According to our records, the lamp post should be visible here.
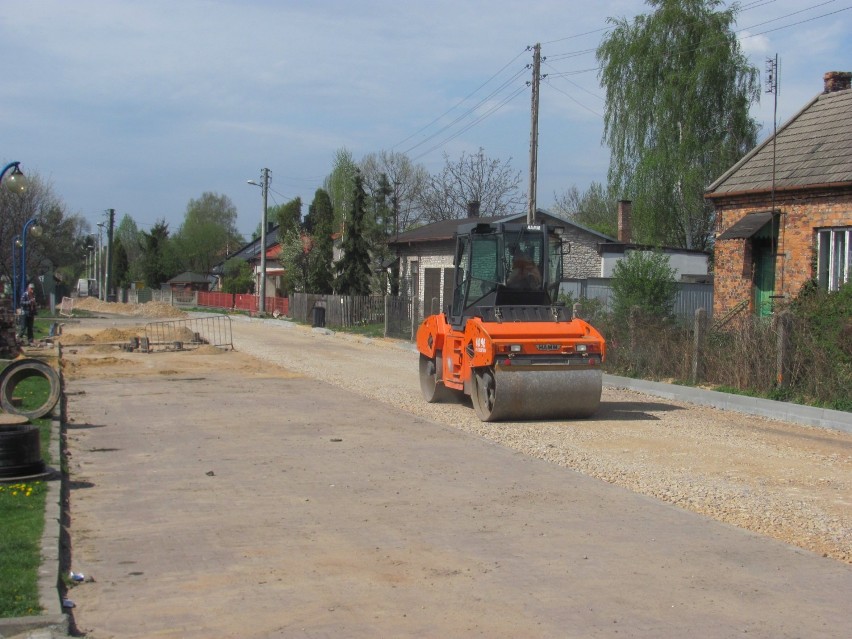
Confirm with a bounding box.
[19,217,41,300]
[247,168,270,314]
[0,161,27,193]
[11,236,20,308]
[2,162,27,303]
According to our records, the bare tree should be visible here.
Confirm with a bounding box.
[0,172,87,294]
[360,150,429,233]
[419,148,525,222]
[552,181,618,238]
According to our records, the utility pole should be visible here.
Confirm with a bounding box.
[105,208,115,301]
[765,54,784,299]
[527,43,542,224]
[259,168,269,314]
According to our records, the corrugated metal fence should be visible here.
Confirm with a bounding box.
[560,278,713,321]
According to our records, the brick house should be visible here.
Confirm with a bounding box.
[706,71,852,318]
[387,204,613,317]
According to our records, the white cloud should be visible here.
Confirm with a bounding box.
[738,30,771,55]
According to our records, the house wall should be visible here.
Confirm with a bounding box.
[712,188,852,317]
[562,227,603,278]
[397,241,455,317]
[600,249,708,278]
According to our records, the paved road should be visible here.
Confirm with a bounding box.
[61,330,851,638]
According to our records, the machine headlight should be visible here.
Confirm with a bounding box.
[575,344,588,353]
[509,344,522,353]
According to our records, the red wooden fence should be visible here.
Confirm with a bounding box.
[197,291,288,316]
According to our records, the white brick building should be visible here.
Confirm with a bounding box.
[389,210,613,318]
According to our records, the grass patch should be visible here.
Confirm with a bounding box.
[339,322,385,339]
[0,359,54,617]
[0,480,48,617]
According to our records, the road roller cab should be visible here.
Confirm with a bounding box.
[416,221,606,421]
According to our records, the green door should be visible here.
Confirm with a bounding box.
[753,239,775,317]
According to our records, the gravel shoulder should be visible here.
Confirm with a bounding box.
[58,311,852,563]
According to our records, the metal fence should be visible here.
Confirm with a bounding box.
[144,314,233,351]
[289,293,418,339]
[559,278,714,321]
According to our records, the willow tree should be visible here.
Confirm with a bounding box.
[597,0,760,250]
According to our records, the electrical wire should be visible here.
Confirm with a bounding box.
[542,78,603,118]
[409,84,529,162]
[391,0,846,163]
[400,66,529,157]
[391,47,529,152]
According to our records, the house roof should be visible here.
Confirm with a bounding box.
[388,210,615,245]
[706,86,852,197]
[167,271,213,284]
[212,225,281,273]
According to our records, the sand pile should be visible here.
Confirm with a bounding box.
[59,327,144,346]
[73,297,187,319]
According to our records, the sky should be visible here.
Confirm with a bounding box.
[2,0,850,241]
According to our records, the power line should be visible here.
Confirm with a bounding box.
[401,66,529,157]
[541,1,849,83]
[543,78,603,119]
[392,0,847,164]
[410,84,529,162]
[391,48,529,152]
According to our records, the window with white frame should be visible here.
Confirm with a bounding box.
[816,227,851,291]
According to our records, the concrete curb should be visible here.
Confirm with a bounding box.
[604,374,852,434]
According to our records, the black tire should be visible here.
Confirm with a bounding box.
[419,351,454,403]
[0,359,61,420]
[0,424,44,479]
[472,367,498,422]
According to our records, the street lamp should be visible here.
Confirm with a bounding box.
[11,236,21,308]
[0,161,27,193]
[19,217,41,301]
[247,168,270,314]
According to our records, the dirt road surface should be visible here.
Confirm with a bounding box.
[59,312,852,637]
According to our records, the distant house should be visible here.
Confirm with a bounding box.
[388,201,711,319]
[166,271,214,293]
[387,204,614,317]
[212,224,282,296]
[706,70,852,318]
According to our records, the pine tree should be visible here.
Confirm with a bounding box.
[335,173,372,296]
[306,189,335,294]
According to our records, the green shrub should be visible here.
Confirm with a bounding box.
[610,250,678,323]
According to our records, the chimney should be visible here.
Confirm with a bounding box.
[823,71,851,93]
[617,200,632,243]
[467,200,481,218]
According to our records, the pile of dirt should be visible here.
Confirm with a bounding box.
[73,297,187,319]
[59,328,144,346]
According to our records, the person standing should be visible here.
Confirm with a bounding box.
[20,283,37,344]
